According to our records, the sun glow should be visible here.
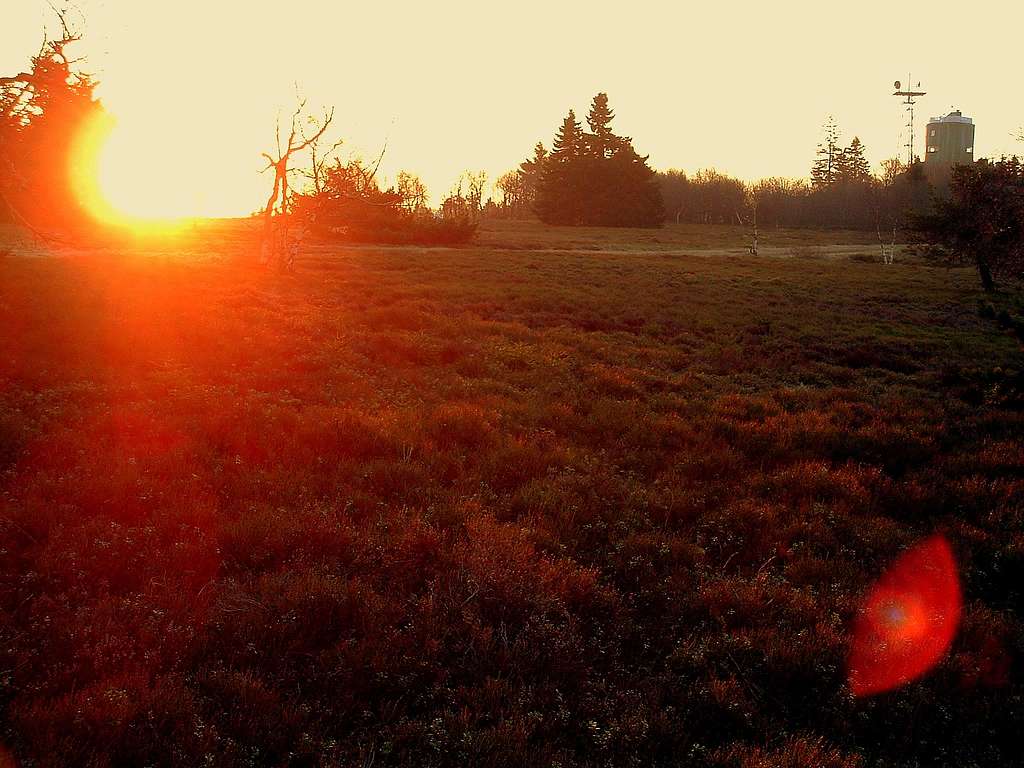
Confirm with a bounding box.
[69,108,194,233]
[68,107,118,225]
[69,100,261,230]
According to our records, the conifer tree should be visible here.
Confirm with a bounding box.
[517,142,548,213]
[520,142,548,174]
[586,92,616,158]
[810,116,841,189]
[551,110,583,159]
[836,136,872,184]
[534,94,662,227]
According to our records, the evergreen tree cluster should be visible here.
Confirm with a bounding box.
[811,117,873,189]
[529,93,664,227]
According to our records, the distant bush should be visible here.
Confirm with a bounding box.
[321,207,477,246]
[292,160,477,245]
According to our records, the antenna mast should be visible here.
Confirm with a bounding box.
[893,75,926,166]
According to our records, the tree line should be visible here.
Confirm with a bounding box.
[253,94,479,267]
[2,13,1021,289]
[495,113,934,233]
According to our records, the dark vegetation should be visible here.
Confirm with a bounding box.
[492,112,934,235]
[654,119,932,232]
[293,159,478,246]
[1,18,1014,288]
[912,157,1024,292]
[657,162,931,232]
[0,13,103,235]
[508,93,664,227]
[1,225,1022,767]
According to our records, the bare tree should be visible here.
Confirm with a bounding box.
[460,170,488,213]
[259,93,333,268]
[879,157,904,188]
[495,170,526,216]
[300,115,344,197]
[396,171,428,213]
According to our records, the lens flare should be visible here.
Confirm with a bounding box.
[848,534,961,697]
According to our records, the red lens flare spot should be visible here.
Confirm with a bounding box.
[848,534,961,697]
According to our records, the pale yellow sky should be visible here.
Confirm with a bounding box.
[4,0,1023,218]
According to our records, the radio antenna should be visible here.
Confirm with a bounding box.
[893,76,926,166]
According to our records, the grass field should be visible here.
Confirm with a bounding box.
[1,220,1022,767]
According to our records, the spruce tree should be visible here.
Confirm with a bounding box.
[551,110,583,159]
[536,111,585,224]
[586,92,615,133]
[837,137,872,184]
[518,142,548,210]
[520,142,548,175]
[810,116,841,189]
[586,92,616,158]
[535,96,663,227]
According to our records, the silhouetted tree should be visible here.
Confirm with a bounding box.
[689,169,747,224]
[514,141,548,217]
[913,157,1024,292]
[551,109,584,158]
[396,171,428,213]
[300,114,344,197]
[836,137,872,185]
[495,170,526,216]
[586,92,615,159]
[535,96,662,227]
[810,116,841,189]
[658,169,690,224]
[0,8,102,234]
[460,170,488,214]
[293,158,476,245]
[879,156,904,187]
[750,177,810,227]
[259,93,334,268]
[535,110,585,224]
[655,130,929,232]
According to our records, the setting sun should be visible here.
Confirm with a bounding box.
[70,108,259,223]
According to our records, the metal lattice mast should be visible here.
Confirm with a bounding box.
[893,76,926,166]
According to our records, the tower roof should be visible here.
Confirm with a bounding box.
[928,111,973,125]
